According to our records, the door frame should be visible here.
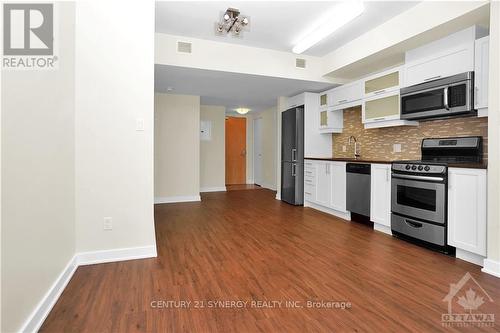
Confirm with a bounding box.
[253,117,263,186]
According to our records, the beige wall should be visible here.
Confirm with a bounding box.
[1,3,75,332]
[254,107,277,190]
[155,93,200,199]
[487,1,500,267]
[200,105,225,191]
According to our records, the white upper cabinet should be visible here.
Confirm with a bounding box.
[319,109,343,133]
[403,26,487,87]
[363,67,402,98]
[447,168,487,256]
[328,81,363,110]
[361,67,418,129]
[370,164,391,228]
[474,36,489,116]
[319,93,328,110]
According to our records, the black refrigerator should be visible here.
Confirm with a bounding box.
[281,106,304,205]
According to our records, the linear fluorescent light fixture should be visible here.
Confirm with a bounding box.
[292,1,365,54]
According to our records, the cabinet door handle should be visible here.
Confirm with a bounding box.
[338,99,348,104]
[373,117,386,121]
[292,164,296,177]
[292,148,297,161]
[386,168,390,182]
[424,75,441,82]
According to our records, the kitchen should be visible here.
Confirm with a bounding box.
[281,25,490,269]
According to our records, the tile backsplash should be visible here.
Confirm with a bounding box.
[332,106,488,161]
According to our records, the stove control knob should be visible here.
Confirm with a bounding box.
[405,165,411,170]
[424,165,430,172]
[418,165,423,171]
[411,165,417,170]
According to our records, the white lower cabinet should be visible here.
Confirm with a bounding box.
[314,161,332,207]
[330,162,347,212]
[370,164,391,231]
[304,160,347,215]
[448,168,487,257]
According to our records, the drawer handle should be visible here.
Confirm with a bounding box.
[338,99,348,104]
[305,192,312,195]
[374,89,386,95]
[305,180,313,183]
[373,117,386,121]
[405,220,423,228]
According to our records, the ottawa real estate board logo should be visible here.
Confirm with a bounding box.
[2,3,58,69]
[442,272,495,328]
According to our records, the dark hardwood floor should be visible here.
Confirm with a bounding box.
[41,189,500,332]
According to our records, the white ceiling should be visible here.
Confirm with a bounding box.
[155,65,336,112]
[155,1,419,56]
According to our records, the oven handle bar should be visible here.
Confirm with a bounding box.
[392,174,445,182]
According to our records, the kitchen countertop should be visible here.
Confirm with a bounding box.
[304,157,487,169]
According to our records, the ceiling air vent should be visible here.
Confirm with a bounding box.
[177,41,192,54]
[295,58,306,69]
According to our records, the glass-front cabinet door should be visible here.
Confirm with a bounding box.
[363,91,400,123]
[363,67,401,98]
[319,93,328,109]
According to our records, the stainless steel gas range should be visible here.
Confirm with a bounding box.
[391,136,483,253]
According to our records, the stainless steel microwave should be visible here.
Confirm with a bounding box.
[400,72,475,121]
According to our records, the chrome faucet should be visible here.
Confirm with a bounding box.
[348,136,360,159]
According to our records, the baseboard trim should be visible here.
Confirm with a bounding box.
[482,258,500,278]
[374,223,392,236]
[200,186,226,193]
[20,255,78,333]
[77,245,158,266]
[20,245,157,332]
[154,195,201,204]
[455,248,485,267]
[258,182,277,191]
[304,201,351,221]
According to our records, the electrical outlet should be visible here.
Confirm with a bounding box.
[103,217,113,231]
[393,143,402,153]
[342,145,347,152]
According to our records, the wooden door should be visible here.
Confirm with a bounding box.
[225,117,246,184]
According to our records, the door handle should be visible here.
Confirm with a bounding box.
[292,148,297,161]
[443,87,449,110]
[405,219,423,228]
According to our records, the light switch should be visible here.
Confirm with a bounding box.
[103,217,113,230]
[393,143,402,153]
[136,118,145,131]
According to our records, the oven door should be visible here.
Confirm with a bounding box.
[391,175,446,224]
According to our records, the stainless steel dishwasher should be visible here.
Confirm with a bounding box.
[346,163,371,217]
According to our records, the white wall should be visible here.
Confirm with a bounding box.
[253,107,277,190]
[74,1,156,251]
[200,105,225,191]
[155,33,330,83]
[485,1,500,276]
[1,3,75,332]
[155,93,200,201]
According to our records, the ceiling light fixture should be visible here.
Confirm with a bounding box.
[235,108,251,115]
[215,8,250,37]
[292,1,365,54]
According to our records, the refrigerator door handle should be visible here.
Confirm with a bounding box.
[292,163,296,177]
[292,148,297,161]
